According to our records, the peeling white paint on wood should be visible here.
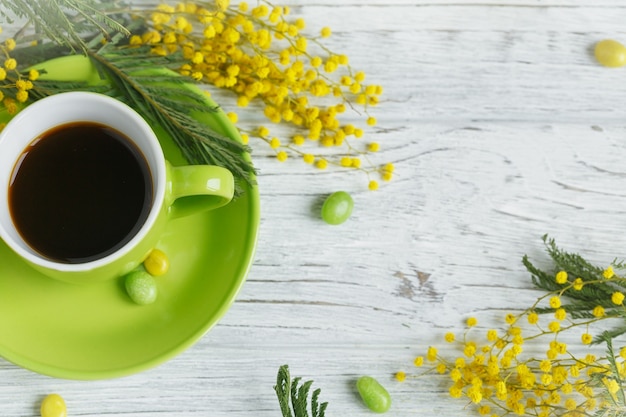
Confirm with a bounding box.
[0,1,625,416]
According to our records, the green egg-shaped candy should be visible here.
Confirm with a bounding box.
[356,376,391,413]
[125,270,157,305]
[321,191,354,225]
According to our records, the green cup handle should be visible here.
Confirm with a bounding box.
[166,161,235,219]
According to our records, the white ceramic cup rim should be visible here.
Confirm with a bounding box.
[0,92,166,272]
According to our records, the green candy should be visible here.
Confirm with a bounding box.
[321,191,353,225]
[125,271,158,305]
[356,376,391,413]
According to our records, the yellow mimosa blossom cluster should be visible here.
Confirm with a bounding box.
[131,0,391,188]
[407,267,626,417]
[0,27,38,117]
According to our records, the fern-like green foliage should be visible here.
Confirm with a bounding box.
[274,365,328,417]
[0,0,129,53]
[89,45,256,192]
[524,235,626,343]
[601,333,626,405]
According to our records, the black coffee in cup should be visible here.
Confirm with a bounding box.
[8,122,153,263]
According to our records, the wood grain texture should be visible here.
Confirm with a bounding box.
[1,1,626,416]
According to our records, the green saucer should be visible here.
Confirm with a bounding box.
[0,56,259,380]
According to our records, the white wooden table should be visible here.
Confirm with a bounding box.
[2,1,626,415]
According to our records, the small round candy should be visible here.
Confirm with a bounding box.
[144,249,170,276]
[41,393,67,417]
[356,376,391,413]
[594,39,626,67]
[321,191,354,225]
[125,270,158,305]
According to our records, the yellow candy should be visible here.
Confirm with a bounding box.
[144,249,170,276]
[41,393,67,417]
[594,39,626,67]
